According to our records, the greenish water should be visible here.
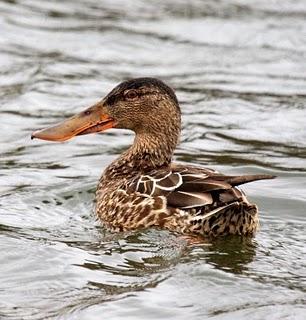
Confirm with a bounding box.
[0,0,305,319]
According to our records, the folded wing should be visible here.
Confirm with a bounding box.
[128,164,275,209]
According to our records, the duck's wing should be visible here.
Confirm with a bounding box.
[128,164,275,209]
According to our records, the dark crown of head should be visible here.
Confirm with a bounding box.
[105,77,179,108]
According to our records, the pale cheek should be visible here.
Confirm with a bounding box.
[116,117,136,130]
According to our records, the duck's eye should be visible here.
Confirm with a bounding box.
[125,90,138,100]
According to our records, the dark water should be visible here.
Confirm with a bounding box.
[1,0,306,319]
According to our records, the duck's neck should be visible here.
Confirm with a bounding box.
[130,132,176,168]
[103,130,179,180]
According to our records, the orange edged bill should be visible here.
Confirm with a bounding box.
[31,101,115,142]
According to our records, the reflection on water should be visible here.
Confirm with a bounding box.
[0,0,306,319]
[203,237,257,274]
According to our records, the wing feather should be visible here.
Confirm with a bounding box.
[167,191,213,209]
[128,163,274,209]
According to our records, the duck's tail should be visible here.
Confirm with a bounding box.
[224,174,276,187]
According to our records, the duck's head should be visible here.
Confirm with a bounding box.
[31,78,181,146]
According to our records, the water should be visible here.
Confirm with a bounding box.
[0,0,306,319]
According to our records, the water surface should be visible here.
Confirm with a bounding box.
[0,0,306,319]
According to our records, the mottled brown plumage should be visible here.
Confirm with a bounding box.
[93,78,275,237]
[32,77,275,237]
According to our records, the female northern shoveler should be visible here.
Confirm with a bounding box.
[32,77,275,237]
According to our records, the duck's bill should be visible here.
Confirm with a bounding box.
[31,102,115,142]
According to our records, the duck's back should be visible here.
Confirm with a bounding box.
[97,162,275,236]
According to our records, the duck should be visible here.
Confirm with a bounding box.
[32,77,275,237]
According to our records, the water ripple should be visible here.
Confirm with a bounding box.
[1,0,306,319]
